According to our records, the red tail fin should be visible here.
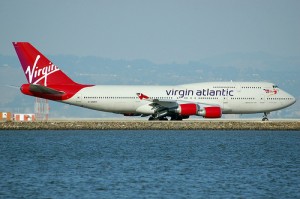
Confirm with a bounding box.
[13,42,77,86]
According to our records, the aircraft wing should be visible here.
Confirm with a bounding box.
[136,92,222,119]
[137,93,178,108]
[136,93,219,108]
[151,99,178,108]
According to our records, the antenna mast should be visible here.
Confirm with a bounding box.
[34,97,49,121]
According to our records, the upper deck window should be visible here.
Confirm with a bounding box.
[273,85,279,88]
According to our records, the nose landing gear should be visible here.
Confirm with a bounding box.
[262,112,269,121]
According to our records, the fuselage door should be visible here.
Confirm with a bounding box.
[260,94,265,103]
[75,93,82,104]
[235,84,241,92]
[223,96,228,104]
[222,96,230,112]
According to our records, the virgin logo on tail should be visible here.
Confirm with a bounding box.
[26,55,60,86]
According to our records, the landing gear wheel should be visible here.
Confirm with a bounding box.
[159,117,168,121]
[148,116,155,121]
[262,112,269,121]
[149,116,168,121]
[170,116,183,121]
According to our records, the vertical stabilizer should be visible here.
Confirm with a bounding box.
[13,42,77,86]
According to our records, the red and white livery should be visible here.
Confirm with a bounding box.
[13,42,296,121]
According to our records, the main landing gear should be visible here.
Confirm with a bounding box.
[148,116,168,121]
[148,115,185,121]
[170,115,183,121]
[262,112,269,121]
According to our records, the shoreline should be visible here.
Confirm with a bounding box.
[1,120,300,130]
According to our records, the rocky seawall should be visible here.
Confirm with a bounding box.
[1,120,300,130]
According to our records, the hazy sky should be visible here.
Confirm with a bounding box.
[1,0,299,63]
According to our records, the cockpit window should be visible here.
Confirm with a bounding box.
[273,85,279,88]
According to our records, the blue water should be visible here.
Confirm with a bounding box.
[0,130,299,198]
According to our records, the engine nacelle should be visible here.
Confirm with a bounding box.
[198,107,222,118]
[175,103,199,116]
[175,104,222,118]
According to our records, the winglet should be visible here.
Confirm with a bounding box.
[136,93,149,100]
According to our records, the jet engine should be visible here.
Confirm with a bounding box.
[175,104,222,118]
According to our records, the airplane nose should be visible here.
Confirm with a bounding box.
[291,96,296,105]
[287,93,297,106]
[283,90,296,107]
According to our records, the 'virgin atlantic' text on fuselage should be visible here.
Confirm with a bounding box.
[166,88,234,98]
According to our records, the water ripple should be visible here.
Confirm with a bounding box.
[0,130,299,198]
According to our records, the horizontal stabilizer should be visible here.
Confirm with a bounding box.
[29,84,65,95]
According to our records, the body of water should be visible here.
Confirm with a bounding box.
[0,130,299,198]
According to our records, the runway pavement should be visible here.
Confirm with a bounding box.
[1,120,300,130]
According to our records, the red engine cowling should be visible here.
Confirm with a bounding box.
[200,107,222,118]
[176,104,222,118]
[176,104,199,116]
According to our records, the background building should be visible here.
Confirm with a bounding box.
[0,112,12,121]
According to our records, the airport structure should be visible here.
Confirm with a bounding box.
[0,112,36,122]
[13,113,35,122]
[0,112,12,121]
[34,97,49,121]
[0,97,49,122]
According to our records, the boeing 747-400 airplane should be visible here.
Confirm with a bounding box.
[13,42,296,121]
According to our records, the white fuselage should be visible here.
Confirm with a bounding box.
[13,42,296,119]
[65,82,296,115]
